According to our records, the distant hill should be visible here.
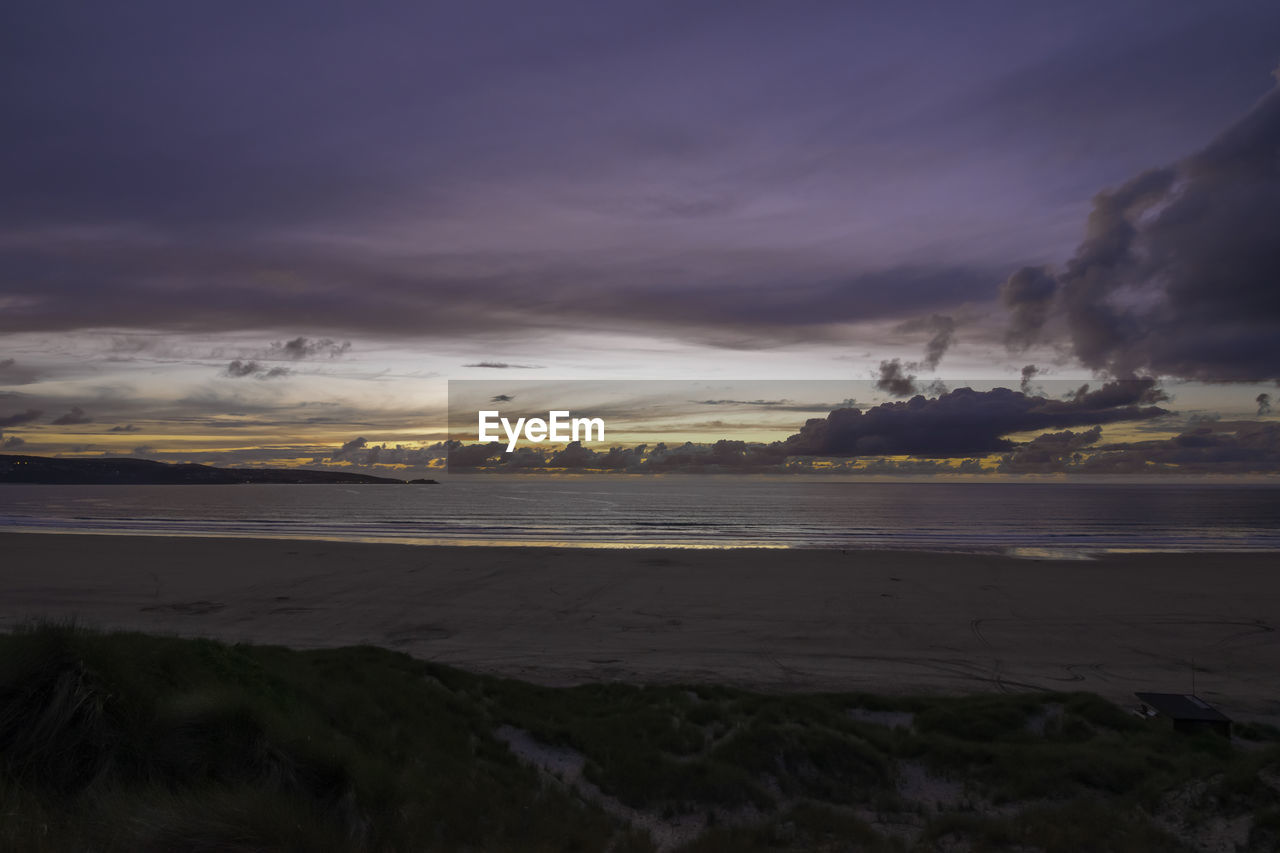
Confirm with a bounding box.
[0,454,429,485]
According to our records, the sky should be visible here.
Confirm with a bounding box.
[1,1,1278,476]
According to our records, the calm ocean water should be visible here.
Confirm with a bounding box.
[1,479,1279,553]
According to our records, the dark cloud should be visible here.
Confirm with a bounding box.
[1258,393,1272,416]
[0,408,42,427]
[0,0,1025,346]
[897,314,956,371]
[1000,267,1058,351]
[0,235,1003,348]
[2,434,24,448]
[997,426,1102,473]
[51,406,91,425]
[1019,364,1039,393]
[548,441,598,469]
[922,317,955,371]
[224,360,259,378]
[109,424,141,432]
[783,382,1168,458]
[1096,421,1280,474]
[875,360,917,397]
[0,358,40,385]
[272,337,350,360]
[224,360,291,380]
[1069,379,1167,408]
[1003,80,1280,381]
[464,362,541,369]
[502,446,553,469]
[645,439,786,472]
[443,381,1177,471]
[2,2,1278,380]
[693,399,855,413]
[591,444,648,470]
[446,441,504,470]
[1004,421,1280,475]
[436,415,1280,475]
[331,436,368,460]
[449,438,789,473]
[324,436,449,468]
[489,394,514,403]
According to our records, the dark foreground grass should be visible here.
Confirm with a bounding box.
[1,625,1278,852]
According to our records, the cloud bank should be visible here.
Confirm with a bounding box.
[1002,80,1280,381]
[444,382,1180,472]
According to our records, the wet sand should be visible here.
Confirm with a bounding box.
[3,532,1278,717]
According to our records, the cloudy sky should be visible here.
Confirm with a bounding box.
[1,1,1277,474]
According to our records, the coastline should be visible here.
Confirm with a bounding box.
[4,531,1279,717]
[5,521,1280,556]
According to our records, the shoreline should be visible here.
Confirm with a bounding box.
[4,525,1279,556]
[4,532,1279,718]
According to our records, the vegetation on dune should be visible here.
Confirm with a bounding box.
[0,626,632,852]
[1,625,1278,851]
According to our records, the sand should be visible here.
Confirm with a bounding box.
[2,532,1278,718]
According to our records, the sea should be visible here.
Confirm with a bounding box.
[1,479,1279,554]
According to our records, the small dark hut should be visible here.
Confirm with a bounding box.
[1135,692,1232,737]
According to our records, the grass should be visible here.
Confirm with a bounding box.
[1,624,1278,851]
[0,625,631,852]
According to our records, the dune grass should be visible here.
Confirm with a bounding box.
[1,624,1278,851]
[0,625,636,852]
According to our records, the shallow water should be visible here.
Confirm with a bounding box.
[2,479,1279,553]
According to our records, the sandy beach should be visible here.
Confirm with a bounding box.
[3,532,1278,718]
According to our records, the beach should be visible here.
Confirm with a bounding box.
[3,532,1278,718]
